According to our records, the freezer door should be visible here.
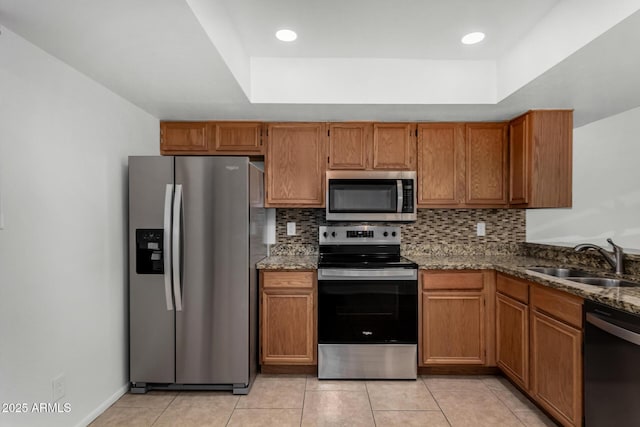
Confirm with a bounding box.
[175,157,250,384]
[129,156,175,384]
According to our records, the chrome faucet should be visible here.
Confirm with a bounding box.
[574,238,625,275]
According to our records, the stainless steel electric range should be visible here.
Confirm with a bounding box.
[317,225,418,380]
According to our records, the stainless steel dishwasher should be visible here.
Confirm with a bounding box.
[584,300,640,426]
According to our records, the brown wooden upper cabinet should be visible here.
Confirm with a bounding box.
[372,123,416,170]
[327,122,416,170]
[160,121,209,153]
[509,110,573,208]
[417,122,508,207]
[327,122,371,170]
[160,121,264,155]
[265,123,326,207]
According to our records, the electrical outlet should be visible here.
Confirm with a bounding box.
[476,222,486,237]
[52,374,65,402]
[286,222,296,236]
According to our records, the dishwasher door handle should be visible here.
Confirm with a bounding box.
[586,312,640,346]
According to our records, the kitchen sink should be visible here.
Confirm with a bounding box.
[567,277,640,287]
[526,267,592,277]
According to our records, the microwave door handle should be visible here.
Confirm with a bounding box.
[163,184,174,311]
[396,180,403,213]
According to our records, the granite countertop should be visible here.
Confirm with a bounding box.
[407,254,640,315]
[256,255,318,270]
[258,254,640,315]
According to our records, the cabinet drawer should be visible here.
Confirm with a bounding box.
[262,271,315,289]
[531,285,583,329]
[422,271,484,290]
[497,273,529,303]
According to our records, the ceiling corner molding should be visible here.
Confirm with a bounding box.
[185,0,252,99]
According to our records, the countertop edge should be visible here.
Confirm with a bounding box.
[256,255,640,315]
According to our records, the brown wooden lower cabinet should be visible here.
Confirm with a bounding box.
[496,273,583,427]
[420,270,495,367]
[496,273,530,390]
[260,271,317,365]
[496,293,529,389]
[530,305,583,427]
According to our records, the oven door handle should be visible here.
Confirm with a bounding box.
[318,268,417,280]
[586,313,640,346]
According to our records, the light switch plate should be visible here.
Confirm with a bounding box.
[287,222,296,236]
[476,222,486,236]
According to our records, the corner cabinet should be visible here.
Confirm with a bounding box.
[265,123,326,207]
[420,270,496,366]
[160,121,264,155]
[260,271,317,365]
[417,123,508,207]
[496,273,583,427]
[509,110,573,207]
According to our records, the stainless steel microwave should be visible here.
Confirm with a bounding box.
[326,171,417,222]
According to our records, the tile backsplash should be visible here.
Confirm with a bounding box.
[271,208,526,256]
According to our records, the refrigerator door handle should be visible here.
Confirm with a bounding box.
[163,184,174,311]
[172,184,184,311]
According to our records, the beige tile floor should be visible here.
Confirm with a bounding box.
[90,375,557,426]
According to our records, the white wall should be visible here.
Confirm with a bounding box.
[0,27,158,427]
[527,106,640,251]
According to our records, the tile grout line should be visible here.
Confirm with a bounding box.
[364,381,377,426]
[419,376,455,427]
[149,392,179,427]
[299,375,308,427]
[483,380,528,427]
[224,390,242,427]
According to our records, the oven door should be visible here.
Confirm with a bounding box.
[318,268,418,344]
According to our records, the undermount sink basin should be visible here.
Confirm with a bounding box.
[526,267,592,278]
[567,277,640,288]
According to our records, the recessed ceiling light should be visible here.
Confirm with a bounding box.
[275,29,297,42]
[461,32,485,45]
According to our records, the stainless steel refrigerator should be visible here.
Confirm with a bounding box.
[128,156,266,395]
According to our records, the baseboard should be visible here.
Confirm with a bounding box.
[260,365,317,375]
[418,366,500,375]
[75,383,128,427]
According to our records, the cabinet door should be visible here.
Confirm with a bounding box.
[422,292,485,365]
[160,122,208,153]
[496,293,529,389]
[211,122,263,154]
[261,289,315,364]
[265,123,326,207]
[372,123,416,170]
[417,123,464,206]
[531,310,582,427]
[328,123,371,170]
[465,123,508,205]
[509,115,529,205]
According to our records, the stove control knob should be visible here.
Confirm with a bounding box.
[323,232,327,238]
[392,232,397,237]
[331,232,336,237]
[383,232,388,237]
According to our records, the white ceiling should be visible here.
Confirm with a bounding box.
[1,0,640,127]
[222,0,559,59]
